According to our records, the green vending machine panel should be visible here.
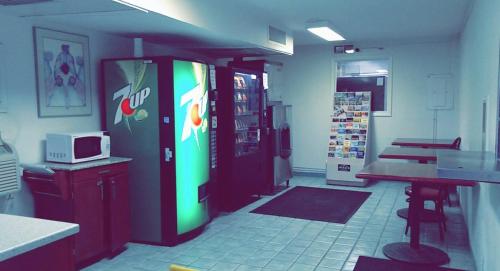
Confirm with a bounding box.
[103,59,162,243]
[173,60,210,235]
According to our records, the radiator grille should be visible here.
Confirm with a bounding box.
[0,159,19,195]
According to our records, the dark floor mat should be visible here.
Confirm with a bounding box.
[354,256,465,271]
[250,186,371,223]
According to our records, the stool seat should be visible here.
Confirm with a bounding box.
[404,186,442,200]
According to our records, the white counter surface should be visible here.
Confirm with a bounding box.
[42,156,132,171]
[437,150,500,184]
[0,214,79,262]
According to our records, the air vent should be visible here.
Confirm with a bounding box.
[268,25,287,46]
[0,137,20,196]
[0,159,19,195]
[0,0,52,6]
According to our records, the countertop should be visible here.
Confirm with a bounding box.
[42,156,132,171]
[436,150,500,184]
[356,161,476,186]
[0,214,79,261]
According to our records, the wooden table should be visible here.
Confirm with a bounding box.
[392,138,456,149]
[379,147,438,163]
[378,147,460,221]
[356,161,475,265]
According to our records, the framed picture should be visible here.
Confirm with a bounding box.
[34,27,92,117]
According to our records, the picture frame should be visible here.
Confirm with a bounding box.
[34,27,92,117]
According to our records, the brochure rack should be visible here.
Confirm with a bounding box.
[326,92,371,186]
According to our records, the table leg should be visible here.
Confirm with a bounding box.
[383,183,450,265]
[409,183,422,248]
[397,164,443,223]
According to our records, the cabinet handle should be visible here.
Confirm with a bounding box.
[111,180,116,200]
[97,180,104,200]
[98,169,111,175]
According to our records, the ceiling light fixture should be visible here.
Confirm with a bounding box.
[113,0,149,13]
[306,21,345,42]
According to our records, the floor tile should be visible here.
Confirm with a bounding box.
[84,178,475,271]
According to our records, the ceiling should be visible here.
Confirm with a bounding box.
[0,0,473,57]
[237,0,473,45]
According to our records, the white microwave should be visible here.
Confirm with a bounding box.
[46,132,110,163]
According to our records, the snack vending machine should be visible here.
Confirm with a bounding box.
[102,57,212,245]
[216,66,266,211]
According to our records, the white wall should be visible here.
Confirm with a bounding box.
[142,41,215,62]
[457,0,500,270]
[269,41,460,173]
[0,14,135,216]
[267,45,333,173]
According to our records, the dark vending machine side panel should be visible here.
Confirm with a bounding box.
[214,67,232,211]
[208,64,218,218]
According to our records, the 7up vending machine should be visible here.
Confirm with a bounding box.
[102,57,212,245]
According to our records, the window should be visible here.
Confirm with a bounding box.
[335,58,392,116]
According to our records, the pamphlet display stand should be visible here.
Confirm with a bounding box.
[326,92,371,187]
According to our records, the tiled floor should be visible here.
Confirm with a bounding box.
[83,176,475,271]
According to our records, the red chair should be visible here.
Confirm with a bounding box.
[404,137,461,241]
[404,186,447,240]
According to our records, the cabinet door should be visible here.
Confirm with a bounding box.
[73,178,106,262]
[106,172,131,253]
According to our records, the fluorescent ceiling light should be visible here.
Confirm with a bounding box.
[113,0,149,13]
[306,21,345,42]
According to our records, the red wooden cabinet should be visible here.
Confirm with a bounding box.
[24,160,131,265]
[73,177,106,262]
[105,172,131,254]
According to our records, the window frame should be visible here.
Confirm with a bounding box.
[332,55,393,117]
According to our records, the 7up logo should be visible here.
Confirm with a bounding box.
[113,84,151,125]
[180,84,208,148]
